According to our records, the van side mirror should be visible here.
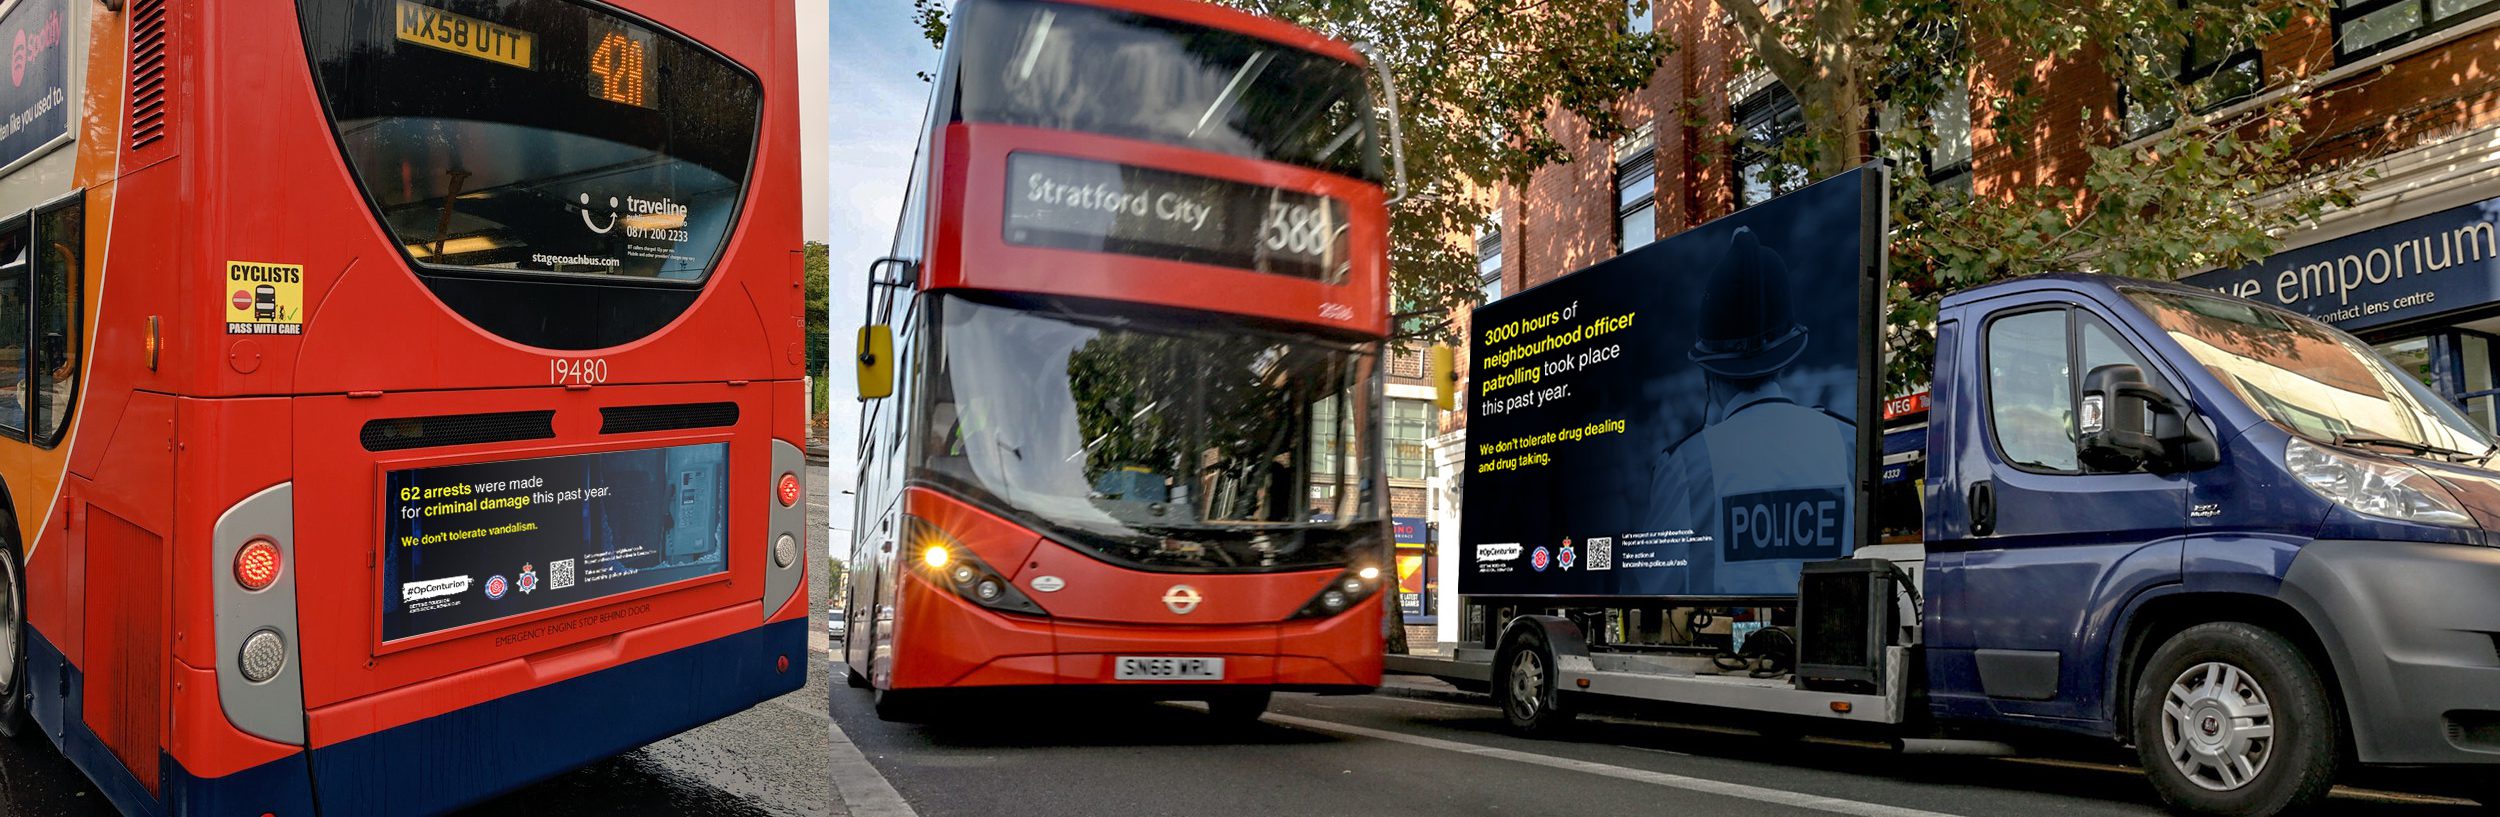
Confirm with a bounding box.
[856,325,895,400]
[1429,344,1456,411]
[2079,364,2164,472]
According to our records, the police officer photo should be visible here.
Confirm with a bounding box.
[1643,226,1856,596]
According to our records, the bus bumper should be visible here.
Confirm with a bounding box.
[891,579,1381,692]
[2281,540,2500,765]
[157,617,806,817]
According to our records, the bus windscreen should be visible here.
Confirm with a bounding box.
[955,0,1381,184]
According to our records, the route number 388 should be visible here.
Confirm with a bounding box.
[551,357,610,386]
[1260,202,1336,257]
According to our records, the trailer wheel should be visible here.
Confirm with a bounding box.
[2131,622,2339,817]
[1494,627,1574,735]
[0,534,25,740]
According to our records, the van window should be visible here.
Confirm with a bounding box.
[1986,310,2078,472]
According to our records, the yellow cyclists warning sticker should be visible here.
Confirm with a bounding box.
[394,1,537,70]
[225,262,304,336]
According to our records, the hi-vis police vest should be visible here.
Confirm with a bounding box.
[1649,394,1855,596]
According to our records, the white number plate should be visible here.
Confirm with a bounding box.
[1113,656,1225,681]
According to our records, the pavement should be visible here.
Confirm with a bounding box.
[826,671,2486,817]
[0,462,840,817]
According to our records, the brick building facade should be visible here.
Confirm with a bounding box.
[1425,1,2500,645]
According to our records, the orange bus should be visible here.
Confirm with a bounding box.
[846,0,1404,722]
[0,1,810,814]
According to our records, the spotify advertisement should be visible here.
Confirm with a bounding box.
[381,443,731,641]
[1459,166,1884,599]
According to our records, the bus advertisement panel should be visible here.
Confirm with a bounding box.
[381,443,733,642]
[1459,165,1886,599]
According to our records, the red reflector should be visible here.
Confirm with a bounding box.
[777,473,802,507]
[235,539,282,591]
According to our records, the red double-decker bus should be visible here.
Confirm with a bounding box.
[845,0,1403,722]
[0,1,809,814]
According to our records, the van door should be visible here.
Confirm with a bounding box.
[1929,299,2188,725]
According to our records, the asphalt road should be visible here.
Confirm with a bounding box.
[0,462,839,817]
[827,681,2486,817]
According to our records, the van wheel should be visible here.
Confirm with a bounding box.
[0,536,26,740]
[1494,627,1574,736]
[1206,690,1271,724]
[2131,622,2339,817]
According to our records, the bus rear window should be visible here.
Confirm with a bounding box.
[298,0,761,283]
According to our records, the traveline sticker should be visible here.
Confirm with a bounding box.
[224,261,304,335]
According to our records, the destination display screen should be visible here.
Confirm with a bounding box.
[380,443,730,642]
[1003,152,1351,283]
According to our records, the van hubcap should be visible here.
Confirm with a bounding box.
[2161,661,2275,791]
[1508,650,1545,720]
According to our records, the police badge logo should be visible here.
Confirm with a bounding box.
[518,563,539,595]
[1530,546,1551,572]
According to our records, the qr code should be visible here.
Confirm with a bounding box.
[550,558,576,590]
[1586,537,1613,571]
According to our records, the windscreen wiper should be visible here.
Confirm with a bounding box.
[2334,433,2476,461]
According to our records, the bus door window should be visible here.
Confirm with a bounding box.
[0,220,29,437]
[32,196,80,446]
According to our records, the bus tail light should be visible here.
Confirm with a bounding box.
[1291,564,1385,620]
[904,516,1047,617]
[234,538,283,591]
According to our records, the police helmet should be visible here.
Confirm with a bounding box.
[1688,227,1808,379]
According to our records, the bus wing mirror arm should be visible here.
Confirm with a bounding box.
[1355,43,1408,208]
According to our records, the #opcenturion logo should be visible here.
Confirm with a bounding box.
[1475,543,1522,564]
[400,576,472,603]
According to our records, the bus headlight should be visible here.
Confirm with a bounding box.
[904,516,1048,616]
[239,629,287,684]
[1292,565,1384,620]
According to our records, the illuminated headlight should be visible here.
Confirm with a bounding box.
[903,516,1048,616]
[239,629,287,684]
[2287,438,2473,527]
[774,533,798,568]
[1292,565,1384,619]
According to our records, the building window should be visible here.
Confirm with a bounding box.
[1388,398,1437,480]
[1881,71,1973,190]
[1733,84,1804,209]
[2337,0,2500,62]
[1615,125,1657,253]
[1627,0,1653,34]
[1476,217,1503,302]
[2119,29,2260,139]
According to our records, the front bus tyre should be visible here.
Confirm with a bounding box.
[1494,627,1574,736]
[1206,690,1271,724]
[2131,622,2340,817]
[0,534,27,740]
[873,687,930,723]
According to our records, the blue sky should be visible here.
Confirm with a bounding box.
[825,1,942,537]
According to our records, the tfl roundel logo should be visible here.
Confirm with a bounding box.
[484,575,510,601]
[1530,546,1551,572]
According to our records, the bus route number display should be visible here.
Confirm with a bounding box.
[394,1,536,70]
[1004,152,1350,283]
[380,443,730,642]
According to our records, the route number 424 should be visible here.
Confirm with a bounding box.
[551,357,610,386]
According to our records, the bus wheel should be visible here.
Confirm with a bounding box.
[0,535,26,740]
[2131,622,2339,817]
[1205,690,1270,724]
[873,687,929,723]
[1494,627,1573,736]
